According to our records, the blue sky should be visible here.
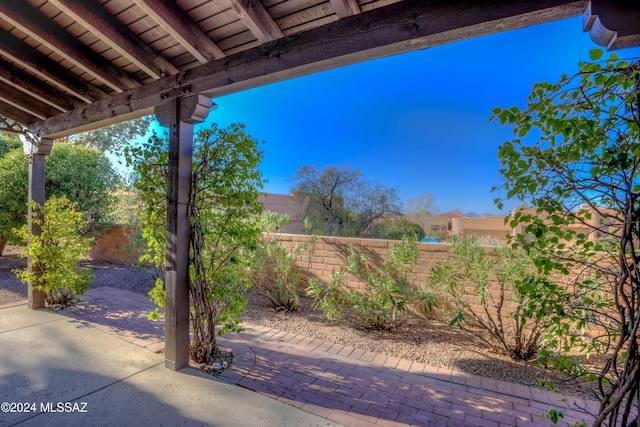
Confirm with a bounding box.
[182,16,640,216]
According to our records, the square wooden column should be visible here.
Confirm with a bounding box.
[25,137,53,310]
[155,94,212,370]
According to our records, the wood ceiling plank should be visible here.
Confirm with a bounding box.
[0,58,82,111]
[0,80,63,120]
[0,0,139,92]
[216,30,261,54]
[0,100,40,126]
[276,2,335,32]
[29,0,587,138]
[330,0,361,18]
[49,0,180,79]
[0,32,107,103]
[268,0,326,20]
[228,0,284,43]
[131,0,226,62]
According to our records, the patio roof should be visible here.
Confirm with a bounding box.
[3,0,635,139]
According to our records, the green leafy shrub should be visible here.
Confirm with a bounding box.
[14,196,94,306]
[428,235,575,361]
[126,123,264,364]
[0,142,119,256]
[368,218,426,241]
[248,213,301,312]
[492,49,640,426]
[307,239,435,330]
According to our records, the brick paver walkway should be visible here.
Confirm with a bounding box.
[64,287,600,427]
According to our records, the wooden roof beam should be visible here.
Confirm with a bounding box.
[131,0,225,63]
[0,100,39,126]
[0,58,82,112]
[48,0,179,80]
[330,0,361,18]
[0,34,107,103]
[229,0,284,43]
[0,0,138,92]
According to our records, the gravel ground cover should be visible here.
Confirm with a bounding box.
[0,251,600,400]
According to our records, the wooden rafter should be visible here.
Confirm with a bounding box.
[0,0,138,92]
[48,0,179,80]
[130,0,225,63]
[0,80,63,121]
[0,58,81,112]
[0,100,39,126]
[330,0,361,18]
[228,0,284,43]
[0,32,107,103]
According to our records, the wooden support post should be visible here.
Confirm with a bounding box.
[25,137,52,310]
[155,94,212,371]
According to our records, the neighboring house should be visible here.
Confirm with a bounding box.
[258,193,308,233]
[450,214,511,242]
[422,210,468,237]
[447,206,620,244]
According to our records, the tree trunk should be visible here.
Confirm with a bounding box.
[0,238,6,257]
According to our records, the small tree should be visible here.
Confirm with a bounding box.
[405,192,437,233]
[291,163,401,237]
[14,196,94,306]
[492,50,640,426]
[127,123,264,364]
[0,143,119,255]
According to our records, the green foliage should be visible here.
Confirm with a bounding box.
[307,239,435,330]
[0,133,20,158]
[46,143,120,234]
[0,143,119,254]
[368,218,426,240]
[428,236,579,362]
[126,123,264,364]
[492,49,640,426]
[67,116,152,154]
[14,196,93,306]
[248,213,301,312]
[0,149,29,250]
[541,409,564,424]
[307,272,346,322]
[109,187,142,226]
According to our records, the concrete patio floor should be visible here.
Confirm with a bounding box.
[1,287,601,427]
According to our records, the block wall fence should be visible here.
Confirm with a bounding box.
[89,226,498,318]
[90,224,143,265]
[273,233,452,290]
[89,226,455,287]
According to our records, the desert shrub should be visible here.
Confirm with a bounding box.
[307,239,435,330]
[14,196,94,306]
[368,218,426,241]
[248,213,305,312]
[428,235,574,361]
